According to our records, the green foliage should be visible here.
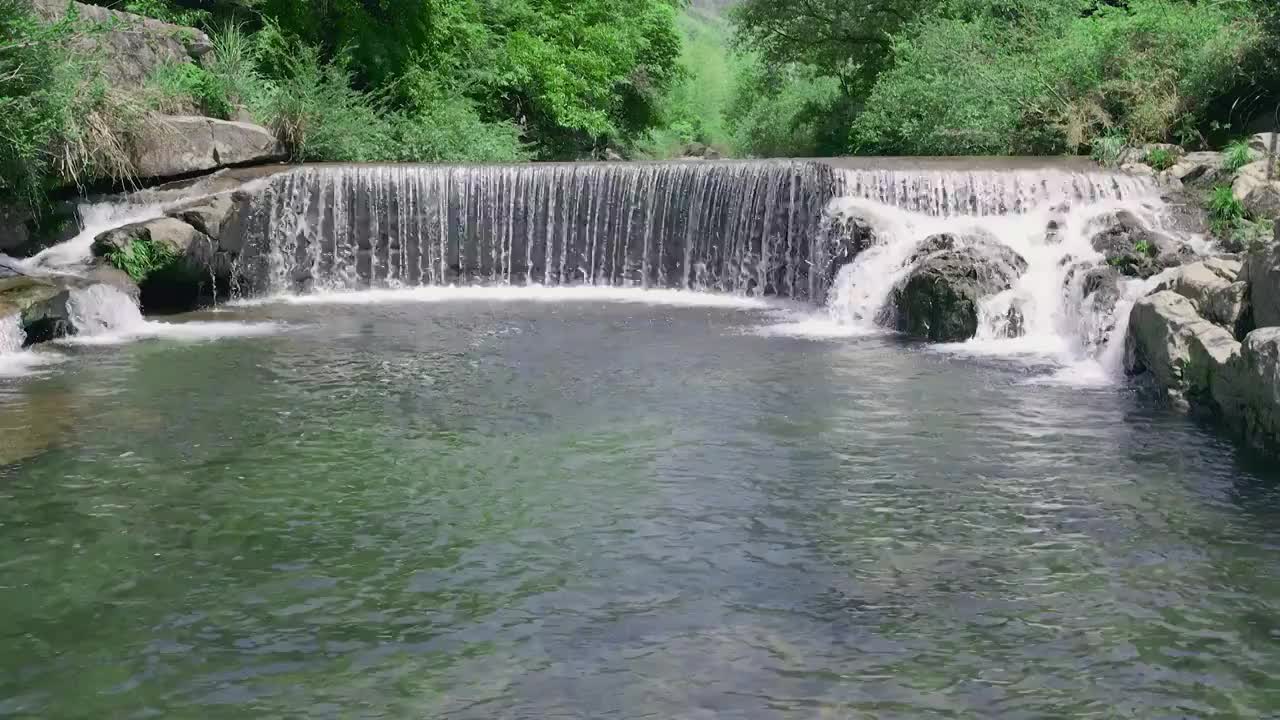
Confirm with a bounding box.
[1208,184,1246,236]
[1224,139,1254,174]
[245,0,684,159]
[846,0,1264,155]
[122,0,211,27]
[1,0,147,209]
[1133,239,1153,256]
[1145,147,1175,171]
[724,60,842,158]
[146,62,234,119]
[637,11,741,158]
[1090,135,1129,167]
[105,238,180,284]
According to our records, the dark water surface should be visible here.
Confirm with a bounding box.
[2,297,1279,718]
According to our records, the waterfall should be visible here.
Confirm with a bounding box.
[236,162,837,300]
[66,285,147,336]
[0,313,24,354]
[821,167,1191,374]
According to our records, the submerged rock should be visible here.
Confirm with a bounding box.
[1089,210,1193,278]
[890,238,1028,342]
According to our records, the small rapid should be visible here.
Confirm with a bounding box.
[810,167,1199,381]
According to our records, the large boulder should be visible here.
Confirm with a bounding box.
[1154,260,1251,338]
[1244,240,1280,328]
[30,0,212,90]
[1168,151,1226,188]
[92,217,219,311]
[1089,210,1193,278]
[133,116,285,180]
[1249,133,1279,157]
[890,238,1028,342]
[1125,291,1241,406]
[1221,328,1280,452]
[1231,160,1280,222]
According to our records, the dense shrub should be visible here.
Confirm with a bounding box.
[1,0,148,208]
[850,0,1264,155]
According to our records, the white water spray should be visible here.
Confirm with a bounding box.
[66,284,148,336]
[0,313,24,354]
[813,168,1199,380]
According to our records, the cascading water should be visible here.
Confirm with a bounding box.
[66,284,148,336]
[821,167,1201,376]
[237,162,837,300]
[0,313,24,354]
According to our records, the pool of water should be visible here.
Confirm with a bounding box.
[2,293,1279,718]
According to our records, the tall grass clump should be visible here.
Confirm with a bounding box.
[1208,184,1246,235]
[1224,139,1254,173]
[249,22,395,162]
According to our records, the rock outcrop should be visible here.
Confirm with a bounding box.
[1231,160,1280,220]
[1244,241,1280,328]
[90,193,250,311]
[133,116,285,181]
[1153,259,1251,338]
[1168,151,1226,188]
[1125,228,1280,453]
[1089,210,1193,278]
[31,0,212,90]
[890,236,1028,342]
[1125,291,1240,405]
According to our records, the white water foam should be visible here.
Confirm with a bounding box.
[233,285,777,310]
[0,313,66,378]
[764,168,1202,385]
[22,201,169,270]
[60,284,280,346]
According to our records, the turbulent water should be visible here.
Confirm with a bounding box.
[2,294,1279,718]
[813,168,1193,377]
[239,162,836,300]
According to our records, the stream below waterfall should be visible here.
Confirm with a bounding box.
[2,161,1278,718]
[2,292,1279,718]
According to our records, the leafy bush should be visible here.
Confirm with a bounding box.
[248,22,396,162]
[1208,184,1246,236]
[724,60,842,158]
[850,0,1264,155]
[1224,139,1254,174]
[392,65,528,163]
[122,0,210,28]
[1145,147,1175,171]
[1090,135,1129,167]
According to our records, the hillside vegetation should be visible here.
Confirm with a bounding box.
[729,0,1280,157]
[4,0,1280,213]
